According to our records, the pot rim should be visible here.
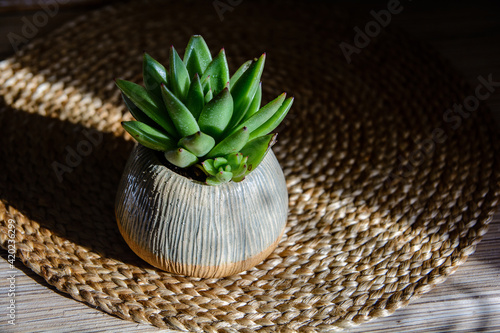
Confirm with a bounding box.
[134,143,278,188]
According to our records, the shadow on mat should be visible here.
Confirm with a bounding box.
[0,99,152,268]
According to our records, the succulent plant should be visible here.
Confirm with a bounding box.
[116,35,293,185]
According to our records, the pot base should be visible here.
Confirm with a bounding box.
[118,222,285,278]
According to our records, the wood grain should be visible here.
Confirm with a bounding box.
[0,1,499,332]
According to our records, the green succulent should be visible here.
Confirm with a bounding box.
[117,35,293,185]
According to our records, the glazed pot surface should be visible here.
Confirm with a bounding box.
[115,145,288,278]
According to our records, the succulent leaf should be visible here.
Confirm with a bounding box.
[165,148,198,168]
[240,133,277,173]
[178,131,216,157]
[205,165,234,185]
[216,170,233,183]
[204,89,213,103]
[184,50,202,80]
[202,153,248,184]
[229,53,266,129]
[185,74,205,119]
[206,127,250,159]
[143,53,167,98]
[232,174,246,183]
[226,152,244,170]
[249,96,294,140]
[169,46,191,102]
[119,35,292,185]
[206,174,228,186]
[230,60,252,87]
[240,82,262,122]
[161,84,200,137]
[230,154,248,179]
[213,157,228,169]
[122,121,177,151]
[202,75,211,95]
[229,93,286,136]
[201,49,230,96]
[232,161,248,182]
[183,35,212,77]
[201,159,217,176]
[234,158,248,175]
[205,177,220,186]
[121,93,161,130]
[198,87,233,139]
[116,79,178,137]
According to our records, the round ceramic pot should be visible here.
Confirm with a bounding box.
[115,145,288,278]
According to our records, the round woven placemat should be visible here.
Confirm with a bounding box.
[1,1,499,331]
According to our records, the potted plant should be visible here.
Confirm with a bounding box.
[115,35,293,278]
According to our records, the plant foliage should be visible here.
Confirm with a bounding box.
[117,35,293,185]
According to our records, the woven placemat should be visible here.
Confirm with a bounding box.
[1,1,499,331]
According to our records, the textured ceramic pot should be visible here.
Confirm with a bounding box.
[115,145,288,278]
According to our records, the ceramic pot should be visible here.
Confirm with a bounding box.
[115,145,288,278]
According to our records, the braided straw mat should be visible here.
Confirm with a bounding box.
[1,1,499,332]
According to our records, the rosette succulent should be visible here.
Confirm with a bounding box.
[116,35,293,185]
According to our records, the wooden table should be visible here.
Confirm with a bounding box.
[1,1,499,332]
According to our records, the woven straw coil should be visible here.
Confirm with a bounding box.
[0,1,499,331]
